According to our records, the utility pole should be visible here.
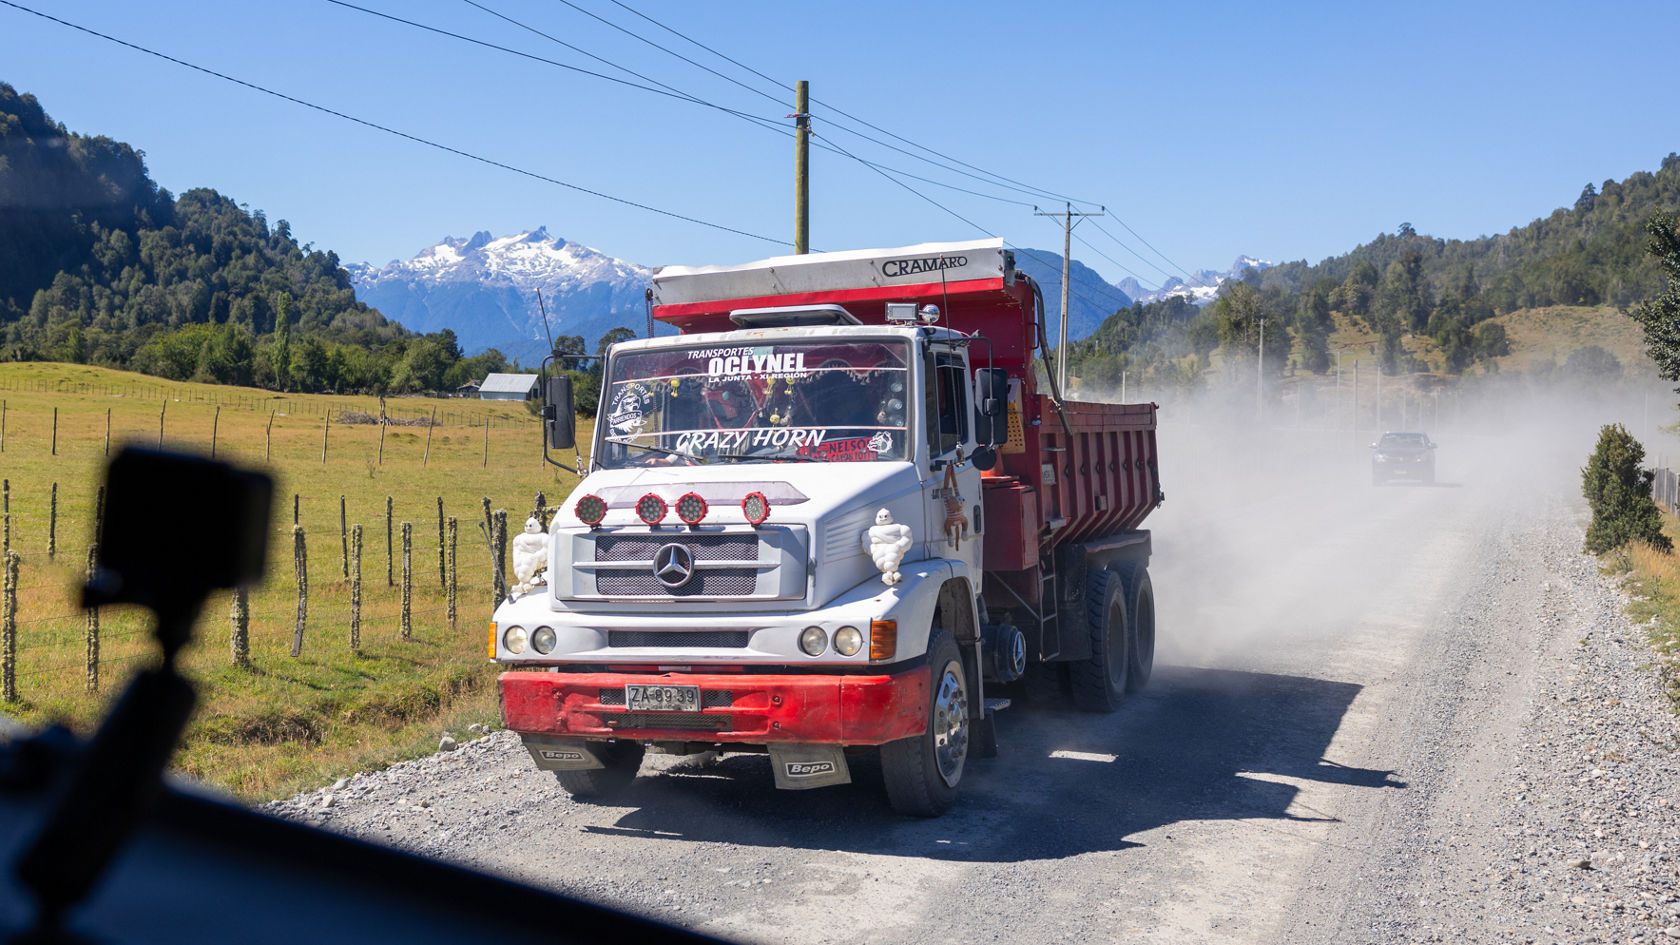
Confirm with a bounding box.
[794,81,810,254]
[1034,203,1103,393]
[1256,318,1267,422]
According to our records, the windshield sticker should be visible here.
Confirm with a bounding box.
[673,428,829,453]
[706,350,811,381]
[797,436,879,463]
[868,431,893,453]
[607,384,647,436]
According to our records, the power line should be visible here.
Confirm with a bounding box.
[1071,232,1157,290]
[586,0,1106,208]
[1091,216,1194,284]
[0,0,790,247]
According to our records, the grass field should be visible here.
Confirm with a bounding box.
[0,362,591,799]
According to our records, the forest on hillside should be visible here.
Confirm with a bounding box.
[0,83,509,394]
[1063,153,1680,396]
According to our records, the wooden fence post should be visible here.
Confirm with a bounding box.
[401,522,413,642]
[293,493,299,526]
[436,497,446,591]
[447,516,458,628]
[266,409,275,462]
[105,407,111,456]
[2,479,8,559]
[211,405,220,459]
[49,482,57,561]
[423,406,437,466]
[483,416,490,467]
[291,525,307,657]
[230,586,250,669]
[52,406,58,456]
[3,550,18,703]
[158,401,166,448]
[385,496,394,587]
[350,524,362,653]
[1,399,6,452]
[86,544,100,692]
[321,414,330,464]
[378,399,387,466]
[339,495,349,581]
[535,491,548,529]
[492,509,508,609]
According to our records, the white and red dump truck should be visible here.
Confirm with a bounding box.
[491,238,1162,815]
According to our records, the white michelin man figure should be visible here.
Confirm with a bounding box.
[863,508,913,585]
[511,517,549,594]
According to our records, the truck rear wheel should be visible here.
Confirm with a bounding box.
[1123,565,1155,693]
[1071,569,1129,712]
[881,625,968,817]
[553,741,645,801]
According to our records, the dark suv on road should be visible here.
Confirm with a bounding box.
[1371,431,1436,485]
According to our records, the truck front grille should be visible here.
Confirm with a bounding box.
[596,534,757,561]
[597,570,758,597]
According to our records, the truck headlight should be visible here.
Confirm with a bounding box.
[531,626,557,654]
[834,626,863,656]
[799,626,828,656]
[503,625,527,655]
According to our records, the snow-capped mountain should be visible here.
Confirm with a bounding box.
[1121,255,1275,307]
[347,228,652,363]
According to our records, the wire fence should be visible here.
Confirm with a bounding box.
[0,377,535,428]
[0,478,532,704]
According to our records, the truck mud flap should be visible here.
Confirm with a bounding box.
[767,744,851,790]
[521,735,604,771]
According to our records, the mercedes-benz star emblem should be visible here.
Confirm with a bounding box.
[652,543,695,590]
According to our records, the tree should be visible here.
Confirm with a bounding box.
[1581,423,1670,554]
[1564,345,1623,386]
[1629,212,1680,396]
[1471,322,1510,362]
[272,291,293,391]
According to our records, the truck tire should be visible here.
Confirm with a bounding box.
[881,624,968,817]
[1122,565,1155,693]
[1071,569,1129,712]
[553,740,645,800]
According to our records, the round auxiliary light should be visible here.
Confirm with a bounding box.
[833,626,863,657]
[799,626,829,657]
[636,493,668,525]
[530,626,557,655]
[574,494,608,526]
[741,491,770,526]
[676,492,708,526]
[502,625,528,655]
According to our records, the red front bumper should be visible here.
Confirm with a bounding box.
[499,668,930,746]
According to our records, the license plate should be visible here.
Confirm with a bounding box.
[625,684,701,712]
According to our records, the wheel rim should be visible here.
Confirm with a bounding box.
[1008,629,1027,677]
[931,660,969,787]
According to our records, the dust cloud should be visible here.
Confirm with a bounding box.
[1081,368,1680,673]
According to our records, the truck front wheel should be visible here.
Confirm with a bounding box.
[553,740,645,801]
[881,625,968,817]
[1071,569,1129,712]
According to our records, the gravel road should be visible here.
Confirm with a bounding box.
[268,421,1680,944]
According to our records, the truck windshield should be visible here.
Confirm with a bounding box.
[598,339,912,467]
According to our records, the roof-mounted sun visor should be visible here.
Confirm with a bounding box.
[651,238,1016,334]
[728,304,862,329]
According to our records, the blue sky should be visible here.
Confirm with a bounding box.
[3,0,1675,293]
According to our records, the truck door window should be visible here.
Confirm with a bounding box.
[925,350,968,457]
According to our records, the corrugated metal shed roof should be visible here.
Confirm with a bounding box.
[479,373,539,394]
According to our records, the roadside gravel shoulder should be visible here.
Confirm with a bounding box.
[1289,496,1680,945]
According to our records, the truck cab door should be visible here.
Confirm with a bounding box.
[920,346,982,578]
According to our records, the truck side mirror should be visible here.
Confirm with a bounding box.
[974,368,1009,447]
[544,375,576,450]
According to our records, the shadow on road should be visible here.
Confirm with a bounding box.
[576,665,1403,863]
